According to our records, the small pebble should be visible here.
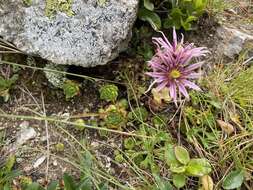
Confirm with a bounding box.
[53,160,58,166]
[33,155,46,168]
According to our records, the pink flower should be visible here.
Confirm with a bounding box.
[146,28,209,104]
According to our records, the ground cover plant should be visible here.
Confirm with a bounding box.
[0,0,253,190]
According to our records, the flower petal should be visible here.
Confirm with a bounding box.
[183,79,201,91]
[173,27,177,50]
[148,60,167,72]
[177,82,189,99]
[180,33,184,44]
[155,76,168,83]
[146,72,166,78]
[184,62,204,72]
[156,81,168,91]
[184,72,202,79]
[169,82,177,102]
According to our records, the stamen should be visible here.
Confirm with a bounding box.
[170,69,181,79]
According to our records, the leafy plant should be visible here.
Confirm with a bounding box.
[138,6,161,31]
[115,125,172,173]
[183,56,253,189]
[138,0,207,31]
[0,155,21,190]
[0,74,18,102]
[222,169,244,190]
[183,91,221,150]
[99,84,119,102]
[165,145,212,188]
[62,80,80,100]
[152,175,174,190]
[23,172,108,190]
[100,103,127,129]
[20,176,33,187]
[164,0,207,30]
[128,107,149,122]
[74,119,86,131]
[23,181,57,190]
[222,65,253,108]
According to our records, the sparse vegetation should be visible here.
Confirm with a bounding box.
[1,0,253,189]
[138,0,207,30]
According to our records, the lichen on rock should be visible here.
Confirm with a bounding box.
[0,0,139,67]
[45,0,74,18]
[44,63,68,88]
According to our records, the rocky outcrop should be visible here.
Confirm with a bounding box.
[216,25,253,58]
[0,0,138,67]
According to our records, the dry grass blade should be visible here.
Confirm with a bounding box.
[0,38,23,54]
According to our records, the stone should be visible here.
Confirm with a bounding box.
[15,127,37,146]
[216,25,253,58]
[19,121,29,128]
[0,0,138,67]
[44,63,67,88]
[33,155,46,168]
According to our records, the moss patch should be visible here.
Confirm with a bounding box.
[45,0,74,18]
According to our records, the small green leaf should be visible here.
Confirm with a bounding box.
[98,182,109,190]
[186,159,212,177]
[78,177,92,190]
[99,84,118,102]
[174,146,190,165]
[128,107,149,122]
[186,15,197,23]
[74,119,86,131]
[115,153,124,163]
[63,173,77,190]
[138,7,161,31]
[170,164,186,173]
[3,184,11,190]
[181,19,192,31]
[81,151,93,172]
[144,0,154,11]
[165,144,181,166]
[140,154,152,169]
[222,169,244,189]
[124,138,135,150]
[47,181,58,190]
[25,183,43,190]
[195,0,206,9]
[154,175,174,190]
[62,80,80,100]
[172,174,186,188]
[4,155,16,172]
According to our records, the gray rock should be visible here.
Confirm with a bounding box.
[0,0,138,67]
[33,155,46,168]
[15,127,37,146]
[44,63,67,88]
[217,25,253,58]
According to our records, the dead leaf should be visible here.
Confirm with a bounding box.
[217,120,234,135]
[201,175,214,190]
[151,87,171,105]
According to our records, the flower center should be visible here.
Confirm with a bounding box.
[169,69,181,79]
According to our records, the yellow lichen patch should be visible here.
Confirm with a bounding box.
[45,0,74,18]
